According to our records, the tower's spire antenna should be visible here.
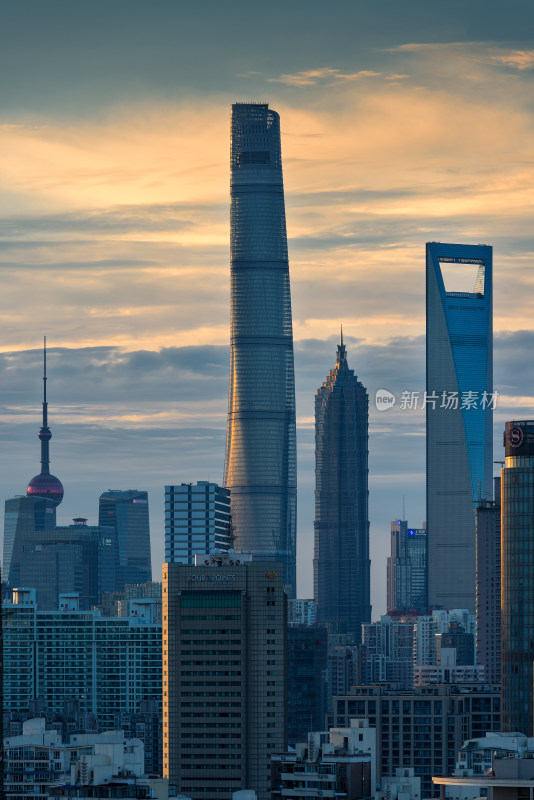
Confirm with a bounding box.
[43,335,47,428]
[26,337,64,505]
[39,336,51,475]
[337,324,346,363]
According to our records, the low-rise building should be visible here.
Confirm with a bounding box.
[378,767,421,800]
[433,731,534,799]
[271,719,376,800]
[4,719,172,800]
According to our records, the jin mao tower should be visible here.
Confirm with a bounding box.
[224,103,297,595]
[313,332,370,638]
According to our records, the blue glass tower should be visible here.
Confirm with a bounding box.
[426,242,493,612]
[224,103,297,596]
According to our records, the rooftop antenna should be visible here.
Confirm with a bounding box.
[337,324,346,363]
[40,336,51,475]
[402,495,405,521]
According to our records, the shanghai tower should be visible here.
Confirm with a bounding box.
[224,103,297,596]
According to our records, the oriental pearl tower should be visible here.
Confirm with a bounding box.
[26,337,64,505]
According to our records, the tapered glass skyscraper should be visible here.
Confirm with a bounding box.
[224,103,297,596]
[426,242,493,612]
[313,333,370,638]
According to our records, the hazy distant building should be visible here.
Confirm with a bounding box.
[99,489,151,590]
[4,495,57,587]
[426,242,493,612]
[163,554,287,800]
[387,520,427,614]
[476,477,501,686]
[164,481,231,564]
[223,102,297,596]
[287,598,316,626]
[287,626,328,746]
[15,518,115,610]
[414,609,476,667]
[362,615,414,688]
[501,421,534,735]
[326,633,364,707]
[314,332,370,639]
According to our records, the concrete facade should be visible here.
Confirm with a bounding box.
[163,555,287,800]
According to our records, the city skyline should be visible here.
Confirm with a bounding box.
[1,1,534,611]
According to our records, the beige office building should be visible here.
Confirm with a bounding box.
[163,555,287,800]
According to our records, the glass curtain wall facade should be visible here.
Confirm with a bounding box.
[475,477,501,686]
[4,495,57,586]
[224,103,297,596]
[164,481,231,564]
[386,520,428,614]
[313,336,370,639]
[98,490,151,590]
[501,421,534,736]
[426,242,493,612]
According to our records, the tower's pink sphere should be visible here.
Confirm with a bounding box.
[27,473,64,505]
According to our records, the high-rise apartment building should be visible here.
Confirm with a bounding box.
[99,489,151,589]
[476,477,501,686]
[501,421,534,735]
[331,686,500,797]
[163,554,287,800]
[387,520,427,614]
[3,589,162,734]
[426,242,493,612]
[223,102,297,596]
[314,333,370,638]
[164,481,231,564]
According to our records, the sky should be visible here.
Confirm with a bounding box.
[1,0,534,615]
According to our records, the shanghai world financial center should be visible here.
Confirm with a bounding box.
[426,242,493,613]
